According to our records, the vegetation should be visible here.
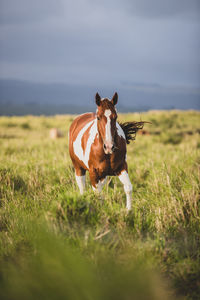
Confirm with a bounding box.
[0,110,199,299]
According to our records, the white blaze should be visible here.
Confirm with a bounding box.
[104,109,112,142]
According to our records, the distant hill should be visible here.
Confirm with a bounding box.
[0,79,199,115]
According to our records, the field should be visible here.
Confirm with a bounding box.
[0,110,199,300]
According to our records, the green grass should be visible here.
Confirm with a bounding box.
[0,111,200,299]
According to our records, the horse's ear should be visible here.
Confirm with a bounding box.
[95,93,101,106]
[111,92,118,105]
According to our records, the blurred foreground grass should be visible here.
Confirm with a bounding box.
[0,110,200,299]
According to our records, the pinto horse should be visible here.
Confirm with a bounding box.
[69,92,144,210]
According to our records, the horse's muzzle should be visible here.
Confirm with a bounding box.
[103,142,116,154]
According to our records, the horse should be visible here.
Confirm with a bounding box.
[69,92,144,210]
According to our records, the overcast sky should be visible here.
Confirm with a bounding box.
[0,0,200,89]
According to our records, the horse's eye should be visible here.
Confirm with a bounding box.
[97,116,100,120]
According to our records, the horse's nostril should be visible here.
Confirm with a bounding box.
[103,144,106,150]
[111,145,115,152]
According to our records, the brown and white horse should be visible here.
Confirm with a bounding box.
[69,92,144,210]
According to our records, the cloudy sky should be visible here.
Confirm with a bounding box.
[0,0,200,90]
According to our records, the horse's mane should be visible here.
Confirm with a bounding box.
[119,121,146,144]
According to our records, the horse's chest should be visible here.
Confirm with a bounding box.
[89,152,123,176]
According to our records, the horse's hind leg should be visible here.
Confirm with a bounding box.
[75,167,86,195]
[118,170,133,211]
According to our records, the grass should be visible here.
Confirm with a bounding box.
[0,110,199,299]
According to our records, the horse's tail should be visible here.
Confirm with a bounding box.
[119,121,148,144]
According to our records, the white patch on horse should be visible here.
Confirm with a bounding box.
[85,119,98,167]
[118,170,132,210]
[75,175,86,194]
[104,109,112,142]
[73,120,93,163]
[116,122,126,139]
[73,120,97,168]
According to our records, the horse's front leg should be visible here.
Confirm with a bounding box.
[75,168,86,195]
[89,168,107,193]
[93,176,107,192]
[118,170,133,211]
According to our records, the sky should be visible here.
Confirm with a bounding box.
[0,0,200,91]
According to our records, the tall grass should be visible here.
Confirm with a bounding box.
[0,111,199,299]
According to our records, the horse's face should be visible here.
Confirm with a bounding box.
[95,92,118,154]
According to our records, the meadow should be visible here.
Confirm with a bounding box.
[0,110,199,300]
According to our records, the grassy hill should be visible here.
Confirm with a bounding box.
[0,110,199,299]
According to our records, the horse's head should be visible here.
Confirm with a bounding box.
[95,92,118,154]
